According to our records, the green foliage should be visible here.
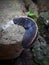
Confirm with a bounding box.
[27,11,37,19]
[42,60,49,65]
[33,57,49,65]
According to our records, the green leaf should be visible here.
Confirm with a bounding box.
[42,60,49,65]
[27,11,37,19]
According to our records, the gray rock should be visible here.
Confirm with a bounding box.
[0,21,25,59]
[33,35,47,60]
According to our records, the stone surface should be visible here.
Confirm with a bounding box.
[33,35,47,60]
[37,0,49,12]
[32,35,49,65]
[0,21,25,44]
[0,0,26,59]
[37,12,49,44]
[0,20,25,59]
[0,0,26,26]
[0,49,33,65]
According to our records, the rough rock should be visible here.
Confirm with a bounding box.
[0,21,25,44]
[37,0,49,12]
[0,21,25,59]
[0,0,26,26]
[33,35,47,60]
[37,12,49,44]
[0,49,33,65]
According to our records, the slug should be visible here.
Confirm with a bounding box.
[13,17,38,48]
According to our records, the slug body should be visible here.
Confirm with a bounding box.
[13,17,38,48]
